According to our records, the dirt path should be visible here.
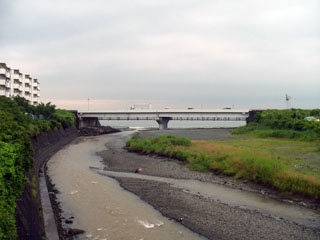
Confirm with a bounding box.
[98,129,320,240]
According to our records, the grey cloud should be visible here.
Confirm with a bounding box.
[1,0,319,109]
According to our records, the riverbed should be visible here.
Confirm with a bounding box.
[47,129,320,240]
[47,132,205,240]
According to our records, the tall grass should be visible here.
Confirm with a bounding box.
[126,135,320,199]
[233,127,319,141]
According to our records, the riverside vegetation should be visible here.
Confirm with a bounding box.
[0,96,75,240]
[126,109,320,200]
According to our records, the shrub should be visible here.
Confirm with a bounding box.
[49,119,62,130]
[0,96,75,239]
[233,109,320,141]
[52,109,75,128]
[0,141,27,239]
[35,120,51,133]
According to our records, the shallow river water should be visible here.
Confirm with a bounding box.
[96,170,320,229]
[47,132,206,240]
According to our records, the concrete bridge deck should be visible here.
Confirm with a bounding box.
[77,109,250,129]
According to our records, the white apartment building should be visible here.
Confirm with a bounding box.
[0,62,40,105]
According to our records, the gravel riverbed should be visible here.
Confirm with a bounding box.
[98,128,320,240]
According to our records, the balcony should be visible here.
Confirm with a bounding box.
[24,79,31,85]
[1,79,10,88]
[14,74,23,83]
[0,68,7,75]
[13,92,21,97]
[24,95,31,100]
[14,84,22,91]
[24,87,31,93]
[0,89,10,97]
[33,82,38,87]
[0,79,6,86]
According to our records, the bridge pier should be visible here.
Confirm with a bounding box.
[156,117,171,130]
[78,117,100,128]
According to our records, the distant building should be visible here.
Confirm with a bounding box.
[0,62,40,105]
[305,116,320,122]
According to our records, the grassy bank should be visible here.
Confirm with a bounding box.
[0,96,75,239]
[126,135,320,199]
[234,109,320,141]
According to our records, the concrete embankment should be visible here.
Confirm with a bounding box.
[15,126,78,240]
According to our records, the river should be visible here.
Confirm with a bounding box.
[47,132,206,240]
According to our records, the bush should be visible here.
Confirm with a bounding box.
[52,109,75,128]
[0,98,35,238]
[35,120,51,133]
[233,109,320,141]
[0,96,75,239]
[49,119,62,130]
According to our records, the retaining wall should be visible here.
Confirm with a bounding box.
[15,126,78,240]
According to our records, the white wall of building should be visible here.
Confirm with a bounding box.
[0,63,40,105]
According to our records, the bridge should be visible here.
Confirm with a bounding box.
[77,109,251,130]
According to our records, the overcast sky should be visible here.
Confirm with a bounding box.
[1,0,319,110]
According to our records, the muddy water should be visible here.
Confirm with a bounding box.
[96,170,320,229]
[47,132,205,240]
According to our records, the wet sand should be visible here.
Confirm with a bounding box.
[99,128,320,240]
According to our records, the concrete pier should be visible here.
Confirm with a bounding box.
[78,117,100,128]
[156,117,171,130]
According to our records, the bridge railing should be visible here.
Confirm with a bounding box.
[96,116,247,121]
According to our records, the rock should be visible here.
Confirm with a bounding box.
[79,126,120,136]
[300,202,307,207]
[68,228,85,236]
[176,217,184,222]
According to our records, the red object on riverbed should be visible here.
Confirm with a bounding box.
[135,168,142,173]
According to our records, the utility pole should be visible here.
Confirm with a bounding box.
[88,98,90,111]
[286,94,291,109]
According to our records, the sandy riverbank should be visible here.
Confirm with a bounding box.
[98,128,320,240]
